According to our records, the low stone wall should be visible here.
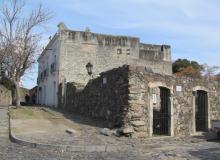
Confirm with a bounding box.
[0,84,11,106]
[174,77,220,136]
[59,65,220,138]
[128,67,220,137]
[59,66,130,128]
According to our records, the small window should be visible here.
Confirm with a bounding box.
[117,49,122,55]
[126,49,130,55]
[103,77,107,84]
[161,45,164,52]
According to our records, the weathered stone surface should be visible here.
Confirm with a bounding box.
[100,128,112,136]
[65,129,77,134]
[131,121,146,127]
[57,28,172,88]
[59,65,220,138]
[59,66,130,129]
[120,127,134,134]
[133,126,148,132]
[0,85,11,106]
[131,132,148,138]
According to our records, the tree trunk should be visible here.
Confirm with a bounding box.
[15,80,20,108]
[11,88,16,105]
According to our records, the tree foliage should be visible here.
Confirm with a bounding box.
[172,59,203,77]
[216,73,220,81]
[0,76,14,90]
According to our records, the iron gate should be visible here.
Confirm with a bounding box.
[153,87,170,135]
[196,90,208,132]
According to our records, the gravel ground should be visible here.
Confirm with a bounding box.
[1,106,220,160]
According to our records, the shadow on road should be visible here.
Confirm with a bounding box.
[39,105,109,129]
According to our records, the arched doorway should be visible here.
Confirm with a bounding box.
[153,87,171,136]
[195,90,208,132]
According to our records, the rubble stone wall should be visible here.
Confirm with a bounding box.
[173,77,220,136]
[128,67,220,137]
[59,66,130,128]
[59,65,220,138]
[0,84,11,106]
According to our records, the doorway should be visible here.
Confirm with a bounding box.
[153,87,170,136]
[195,90,208,132]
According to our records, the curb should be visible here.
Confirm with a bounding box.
[8,107,121,152]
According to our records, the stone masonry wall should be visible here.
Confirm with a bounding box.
[59,66,130,128]
[174,77,220,136]
[128,67,220,137]
[127,67,174,138]
[58,30,172,85]
[59,65,220,138]
[0,84,11,106]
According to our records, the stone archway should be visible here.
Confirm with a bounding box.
[192,86,210,133]
[153,87,171,135]
[196,90,208,131]
[148,82,174,137]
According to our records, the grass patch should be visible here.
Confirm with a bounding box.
[10,107,55,119]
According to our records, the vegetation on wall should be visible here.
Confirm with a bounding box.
[0,77,14,90]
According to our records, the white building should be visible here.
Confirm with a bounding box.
[37,27,61,107]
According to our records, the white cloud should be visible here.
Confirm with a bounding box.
[22,0,220,88]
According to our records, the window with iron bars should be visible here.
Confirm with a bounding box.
[40,72,44,80]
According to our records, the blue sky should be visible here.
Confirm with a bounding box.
[22,0,220,89]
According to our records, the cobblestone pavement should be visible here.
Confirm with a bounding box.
[1,106,220,160]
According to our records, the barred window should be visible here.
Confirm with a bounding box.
[126,49,130,55]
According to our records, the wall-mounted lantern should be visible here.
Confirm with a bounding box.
[86,62,93,76]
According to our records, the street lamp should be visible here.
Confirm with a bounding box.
[86,62,93,76]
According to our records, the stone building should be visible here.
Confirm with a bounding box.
[38,23,220,138]
[60,65,220,138]
[37,22,172,107]
[37,23,220,137]
[0,84,11,106]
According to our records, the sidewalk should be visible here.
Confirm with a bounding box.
[9,106,134,151]
[0,106,8,137]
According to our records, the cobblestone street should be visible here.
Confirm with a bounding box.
[1,106,220,160]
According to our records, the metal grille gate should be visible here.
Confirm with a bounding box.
[153,87,170,135]
[196,90,208,132]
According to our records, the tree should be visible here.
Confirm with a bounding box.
[0,76,14,90]
[85,27,91,32]
[0,0,52,107]
[202,64,220,78]
[172,59,203,77]
[216,73,220,81]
